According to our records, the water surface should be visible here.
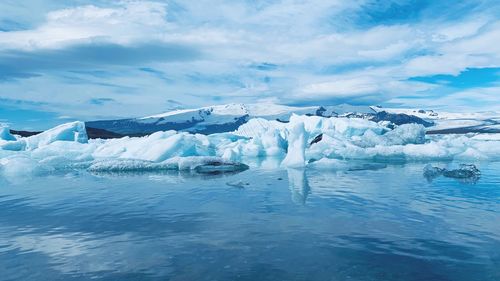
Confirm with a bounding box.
[0,161,499,280]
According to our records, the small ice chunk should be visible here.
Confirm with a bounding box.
[226,181,249,188]
[423,164,444,178]
[443,164,481,179]
[423,164,481,182]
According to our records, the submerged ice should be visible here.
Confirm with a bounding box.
[1,115,500,175]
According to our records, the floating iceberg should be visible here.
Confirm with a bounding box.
[1,115,500,175]
[423,164,481,183]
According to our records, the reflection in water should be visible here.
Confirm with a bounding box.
[0,161,499,280]
[287,168,311,205]
[347,162,387,171]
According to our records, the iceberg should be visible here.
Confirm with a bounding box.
[1,121,87,151]
[1,115,500,175]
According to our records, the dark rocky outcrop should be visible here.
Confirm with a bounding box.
[369,111,434,127]
[309,134,323,146]
[9,130,42,137]
[85,127,126,139]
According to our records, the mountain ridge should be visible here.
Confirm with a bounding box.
[85,103,437,137]
[9,103,499,139]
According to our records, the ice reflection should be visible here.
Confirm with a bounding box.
[287,168,310,205]
[287,159,389,205]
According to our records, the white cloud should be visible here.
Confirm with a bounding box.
[403,20,500,77]
[293,72,435,103]
[299,77,381,97]
[1,0,500,127]
[0,1,169,50]
[431,86,500,111]
[431,18,488,42]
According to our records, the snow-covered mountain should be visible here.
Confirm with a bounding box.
[85,103,339,136]
[370,106,500,134]
[86,102,437,137]
[84,103,500,137]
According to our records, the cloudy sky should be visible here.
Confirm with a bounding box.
[0,0,499,129]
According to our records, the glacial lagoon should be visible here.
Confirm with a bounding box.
[1,160,499,281]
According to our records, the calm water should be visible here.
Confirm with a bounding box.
[0,161,499,281]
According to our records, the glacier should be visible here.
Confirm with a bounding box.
[1,115,500,176]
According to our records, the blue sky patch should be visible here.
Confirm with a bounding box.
[409,67,500,88]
